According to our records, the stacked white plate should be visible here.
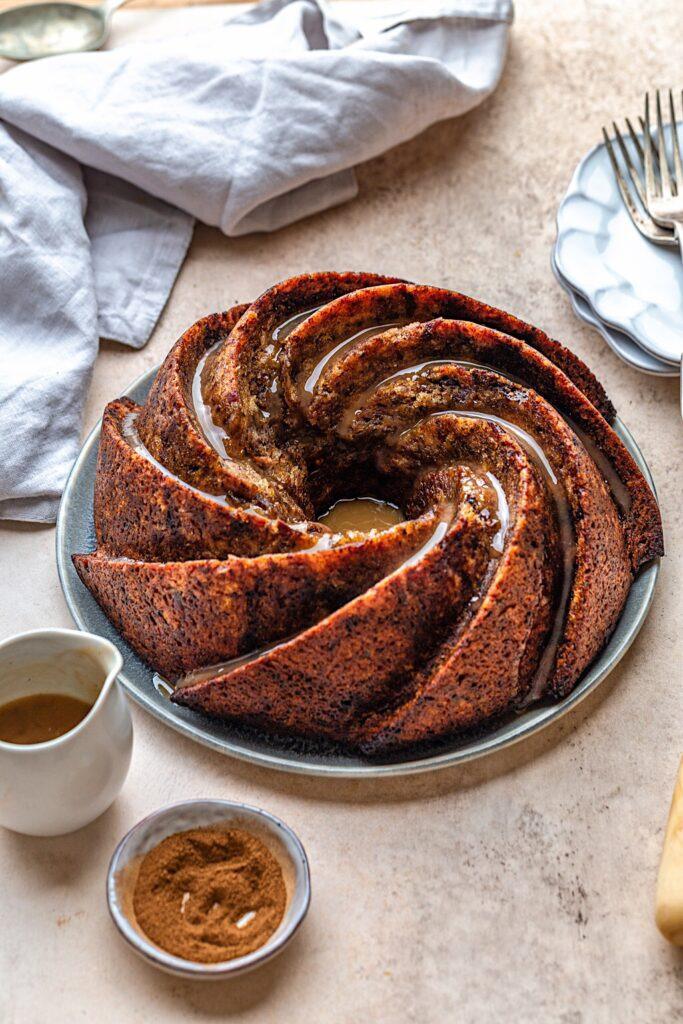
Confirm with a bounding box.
[554,137,682,378]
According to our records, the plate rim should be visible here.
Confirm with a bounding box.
[555,136,682,367]
[550,251,678,378]
[56,365,661,778]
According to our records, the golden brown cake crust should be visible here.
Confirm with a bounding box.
[93,399,317,561]
[74,515,440,681]
[74,272,664,755]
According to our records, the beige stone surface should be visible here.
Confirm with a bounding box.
[1,2,683,1021]
[0,0,244,8]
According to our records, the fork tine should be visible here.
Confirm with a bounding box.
[601,125,676,245]
[669,89,683,194]
[643,92,659,200]
[626,117,645,165]
[656,89,672,197]
[636,115,665,175]
[612,120,646,205]
[602,127,647,229]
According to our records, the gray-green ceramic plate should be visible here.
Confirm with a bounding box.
[56,366,660,778]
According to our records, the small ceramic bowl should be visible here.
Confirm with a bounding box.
[107,799,311,978]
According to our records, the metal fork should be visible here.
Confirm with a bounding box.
[602,95,683,413]
[602,118,676,247]
[643,88,683,252]
[642,89,683,413]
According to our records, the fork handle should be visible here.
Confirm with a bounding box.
[671,225,683,421]
[673,227,683,419]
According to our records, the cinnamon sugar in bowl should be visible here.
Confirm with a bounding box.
[107,800,310,979]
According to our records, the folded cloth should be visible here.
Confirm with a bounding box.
[0,0,513,522]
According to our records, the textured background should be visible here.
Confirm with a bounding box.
[1,2,682,1021]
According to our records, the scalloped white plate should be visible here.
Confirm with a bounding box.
[550,252,677,377]
[555,135,683,366]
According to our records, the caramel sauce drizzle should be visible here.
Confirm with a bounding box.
[258,306,323,422]
[168,504,460,693]
[300,323,404,408]
[122,412,255,512]
[142,315,633,704]
[413,409,574,701]
[192,343,238,461]
[317,496,403,535]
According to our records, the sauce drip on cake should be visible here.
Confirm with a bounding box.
[73,272,663,755]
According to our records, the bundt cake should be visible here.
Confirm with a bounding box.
[73,272,664,755]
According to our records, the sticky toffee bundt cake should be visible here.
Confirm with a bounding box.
[73,272,663,755]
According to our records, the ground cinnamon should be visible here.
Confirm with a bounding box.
[132,826,286,963]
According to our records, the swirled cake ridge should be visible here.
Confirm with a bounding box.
[73,272,663,755]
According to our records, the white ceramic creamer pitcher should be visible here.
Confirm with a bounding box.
[0,628,132,835]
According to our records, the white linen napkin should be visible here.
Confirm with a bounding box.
[0,0,513,522]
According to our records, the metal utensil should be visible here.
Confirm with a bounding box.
[601,118,676,247]
[0,0,130,61]
[602,91,683,414]
[642,89,683,414]
[643,89,683,242]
